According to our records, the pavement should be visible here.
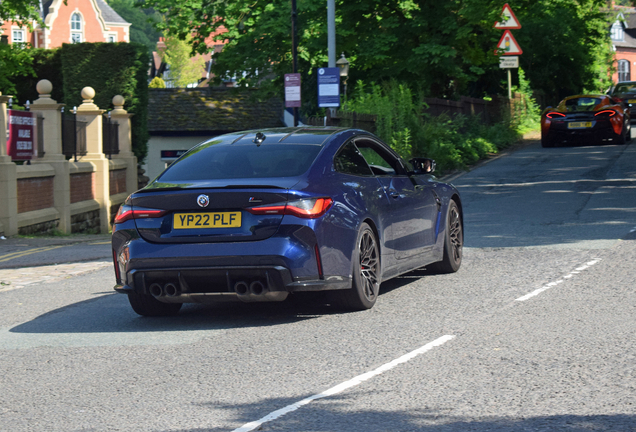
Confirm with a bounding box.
[0,233,112,292]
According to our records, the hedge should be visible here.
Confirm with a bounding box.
[61,42,149,162]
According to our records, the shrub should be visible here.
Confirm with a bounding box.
[345,80,522,173]
[61,42,150,162]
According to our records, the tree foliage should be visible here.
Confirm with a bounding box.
[136,0,613,111]
[161,35,206,87]
[106,0,163,52]
[0,0,42,28]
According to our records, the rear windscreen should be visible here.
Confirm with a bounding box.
[564,97,602,112]
[615,84,636,94]
[157,142,323,181]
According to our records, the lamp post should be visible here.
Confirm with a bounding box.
[336,53,350,109]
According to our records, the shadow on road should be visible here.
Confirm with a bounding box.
[8,271,426,335]
[169,394,636,431]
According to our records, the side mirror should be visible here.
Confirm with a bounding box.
[409,157,436,174]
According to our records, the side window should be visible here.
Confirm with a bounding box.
[356,141,400,176]
[334,142,373,176]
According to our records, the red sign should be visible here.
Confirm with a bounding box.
[494,3,521,29]
[7,110,35,160]
[494,30,523,55]
[284,73,301,108]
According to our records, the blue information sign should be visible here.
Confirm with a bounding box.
[317,67,340,108]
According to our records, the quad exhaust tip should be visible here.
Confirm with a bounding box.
[149,283,163,298]
[149,282,180,298]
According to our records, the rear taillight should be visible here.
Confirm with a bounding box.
[546,112,566,119]
[114,205,167,224]
[113,249,121,281]
[247,197,333,219]
[594,109,617,117]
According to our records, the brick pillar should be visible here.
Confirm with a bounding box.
[110,95,138,195]
[30,79,71,233]
[76,87,110,234]
[0,93,18,236]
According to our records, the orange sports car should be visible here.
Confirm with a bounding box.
[540,94,631,147]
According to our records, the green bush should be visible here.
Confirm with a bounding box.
[12,48,63,105]
[345,80,522,173]
[61,42,150,162]
[149,76,166,88]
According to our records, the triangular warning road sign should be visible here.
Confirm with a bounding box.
[494,3,521,29]
[494,30,523,55]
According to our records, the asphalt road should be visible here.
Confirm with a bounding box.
[1,139,635,432]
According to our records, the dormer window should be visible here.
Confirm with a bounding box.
[71,13,82,43]
[611,21,624,42]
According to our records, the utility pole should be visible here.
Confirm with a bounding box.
[328,0,335,67]
[327,0,336,117]
[291,0,299,126]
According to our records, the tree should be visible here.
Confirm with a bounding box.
[512,0,614,105]
[138,0,614,111]
[0,0,44,94]
[0,0,42,27]
[106,0,163,53]
[161,35,205,87]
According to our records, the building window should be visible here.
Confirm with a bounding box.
[12,29,26,43]
[107,34,117,42]
[611,21,624,42]
[71,13,81,30]
[618,59,630,82]
[71,12,82,43]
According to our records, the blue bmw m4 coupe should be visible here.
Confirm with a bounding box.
[112,127,463,316]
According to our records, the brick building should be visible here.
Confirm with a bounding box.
[610,7,636,83]
[1,0,130,48]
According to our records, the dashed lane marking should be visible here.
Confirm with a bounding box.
[515,259,602,302]
[232,335,456,432]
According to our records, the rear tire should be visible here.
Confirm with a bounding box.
[330,223,380,311]
[128,292,182,317]
[426,200,463,274]
[541,132,554,148]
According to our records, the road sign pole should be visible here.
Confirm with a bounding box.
[508,69,512,100]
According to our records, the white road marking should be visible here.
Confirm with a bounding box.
[232,335,456,432]
[515,259,602,302]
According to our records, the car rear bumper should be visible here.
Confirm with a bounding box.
[547,120,619,143]
[112,227,352,302]
[114,264,351,303]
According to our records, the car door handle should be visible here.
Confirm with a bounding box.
[388,189,400,199]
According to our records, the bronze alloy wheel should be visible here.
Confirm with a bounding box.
[426,200,463,274]
[448,203,463,267]
[358,228,380,303]
[330,222,380,310]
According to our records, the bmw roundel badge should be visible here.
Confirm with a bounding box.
[197,194,210,208]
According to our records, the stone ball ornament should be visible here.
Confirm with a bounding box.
[81,86,96,102]
[36,79,53,96]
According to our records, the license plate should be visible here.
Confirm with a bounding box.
[629,99,636,103]
[173,212,241,229]
[568,122,592,129]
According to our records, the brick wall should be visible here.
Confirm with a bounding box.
[17,177,54,213]
[70,172,95,203]
[109,169,127,196]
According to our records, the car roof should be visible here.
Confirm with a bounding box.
[563,94,607,101]
[218,127,350,146]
